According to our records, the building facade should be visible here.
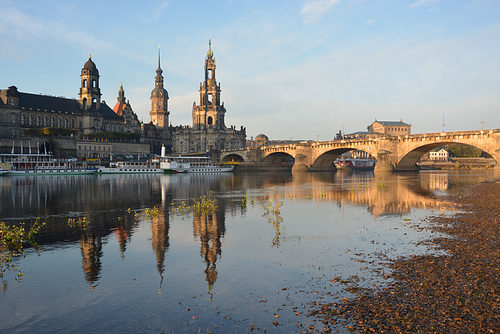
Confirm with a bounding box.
[170,40,246,154]
[0,55,144,157]
[367,119,411,136]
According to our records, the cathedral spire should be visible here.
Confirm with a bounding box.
[206,38,213,60]
[157,44,162,75]
[150,44,169,128]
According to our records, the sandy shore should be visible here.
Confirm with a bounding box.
[308,180,500,333]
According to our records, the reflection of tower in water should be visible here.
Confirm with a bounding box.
[150,210,169,293]
[192,209,225,299]
[80,232,103,290]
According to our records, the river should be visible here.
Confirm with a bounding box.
[0,170,497,333]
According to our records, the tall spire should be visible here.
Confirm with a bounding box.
[150,44,169,128]
[156,44,163,76]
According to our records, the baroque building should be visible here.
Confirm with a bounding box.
[170,39,246,154]
[367,119,411,136]
[0,55,145,158]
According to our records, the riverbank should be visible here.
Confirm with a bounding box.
[308,179,500,333]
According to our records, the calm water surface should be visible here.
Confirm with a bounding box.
[0,170,497,333]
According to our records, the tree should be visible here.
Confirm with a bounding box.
[445,144,482,158]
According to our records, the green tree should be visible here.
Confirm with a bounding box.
[445,144,482,157]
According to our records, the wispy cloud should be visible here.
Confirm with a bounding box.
[409,0,440,8]
[301,0,341,24]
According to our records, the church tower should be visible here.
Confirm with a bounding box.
[150,46,169,128]
[192,39,226,129]
[79,54,101,111]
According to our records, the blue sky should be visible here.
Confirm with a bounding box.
[1,0,499,140]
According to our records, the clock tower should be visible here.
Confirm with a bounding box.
[150,45,169,128]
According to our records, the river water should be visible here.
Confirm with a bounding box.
[0,170,497,333]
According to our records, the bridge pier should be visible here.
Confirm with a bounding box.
[374,163,394,173]
[291,163,310,173]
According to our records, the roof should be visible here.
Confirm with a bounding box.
[113,101,126,116]
[18,92,81,113]
[84,55,97,71]
[14,91,121,120]
[372,120,411,127]
[100,102,122,120]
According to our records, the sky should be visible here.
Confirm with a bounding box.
[1,0,499,140]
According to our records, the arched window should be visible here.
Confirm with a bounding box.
[57,118,61,128]
[82,98,87,110]
[64,118,68,128]
[207,116,213,125]
[20,114,25,125]
[29,115,33,126]
[83,79,87,87]
[43,117,47,126]
[36,116,40,126]
[50,117,54,127]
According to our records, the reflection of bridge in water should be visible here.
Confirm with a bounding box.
[220,129,500,172]
[255,172,458,217]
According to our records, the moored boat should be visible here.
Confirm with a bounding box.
[160,156,233,173]
[0,153,98,175]
[335,158,376,170]
[97,161,162,174]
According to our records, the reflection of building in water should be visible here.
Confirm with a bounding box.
[150,211,170,290]
[80,233,103,289]
[192,210,225,297]
[420,172,449,192]
[113,215,137,258]
[115,225,128,256]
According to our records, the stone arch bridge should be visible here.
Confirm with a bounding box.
[219,129,500,172]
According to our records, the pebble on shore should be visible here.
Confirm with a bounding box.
[308,180,500,333]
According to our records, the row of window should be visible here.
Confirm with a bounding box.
[11,114,123,132]
[386,127,409,132]
[78,145,111,151]
[14,114,76,128]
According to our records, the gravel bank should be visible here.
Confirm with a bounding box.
[309,180,500,333]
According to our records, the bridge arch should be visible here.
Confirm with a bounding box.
[312,148,377,171]
[397,140,498,170]
[262,152,295,167]
[221,153,245,163]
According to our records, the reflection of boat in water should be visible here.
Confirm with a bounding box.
[335,158,377,170]
[160,156,234,173]
[1,153,97,175]
[98,161,162,174]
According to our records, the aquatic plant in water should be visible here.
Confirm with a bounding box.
[262,201,283,247]
[1,219,45,289]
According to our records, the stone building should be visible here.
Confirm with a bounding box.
[170,40,246,154]
[0,55,145,157]
[367,119,411,136]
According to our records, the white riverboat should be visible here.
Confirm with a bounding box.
[97,161,163,174]
[160,156,234,173]
[0,153,98,175]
